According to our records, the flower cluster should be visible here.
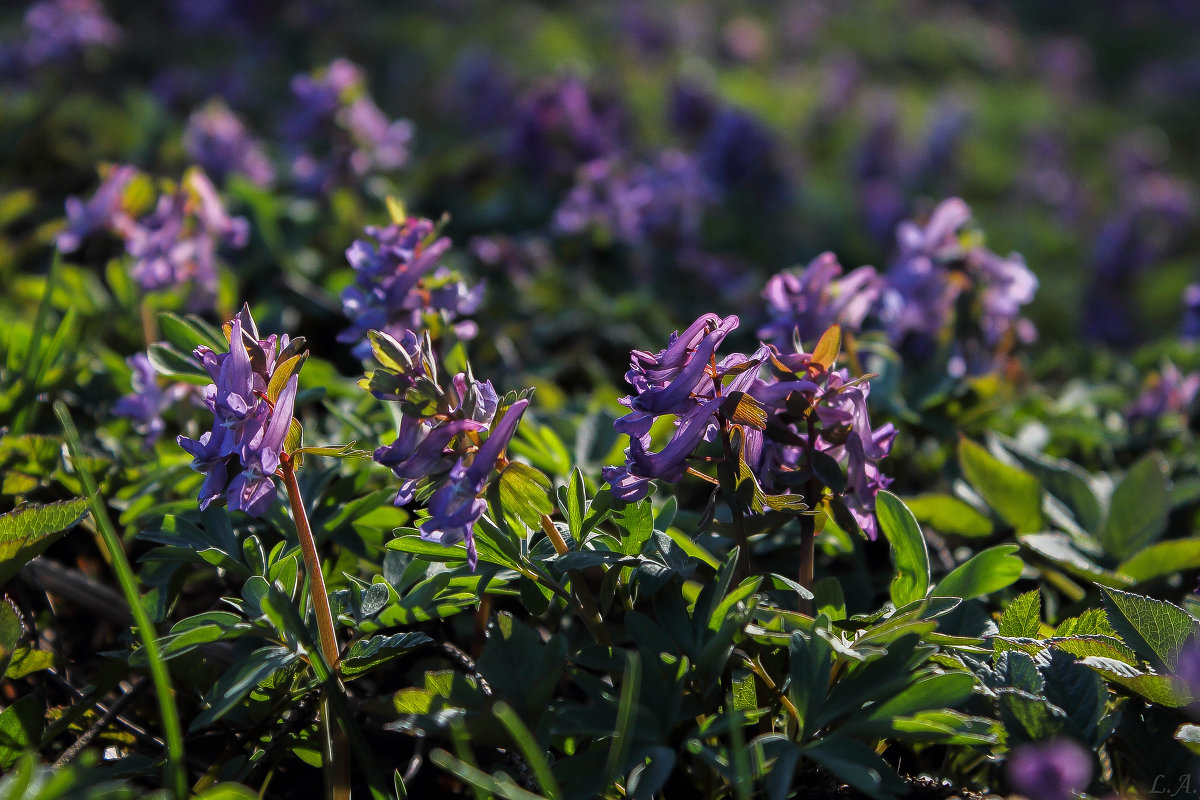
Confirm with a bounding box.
[184,100,275,187]
[366,330,530,569]
[759,252,882,346]
[177,306,305,517]
[282,58,414,194]
[554,151,714,250]
[113,353,194,444]
[603,315,895,538]
[1127,363,1200,425]
[339,214,482,359]
[58,166,248,308]
[509,77,628,183]
[757,198,1037,376]
[22,0,120,66]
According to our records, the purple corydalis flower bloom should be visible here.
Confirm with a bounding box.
[420,399,530,570]
[185,100,275,187]
[178,307,303,517]
[698,108,789,208]
[510,77,628,183]
[1007,739,1092,800]
[1127,363,1200,424]
[339,216,481,357]
[57,164,137,254]
[282,58,413,194]
[112,353,193,444]
[23,0,120,65]
[759,252,882,346]
[555,152,714,250]
[1183,283,1200,340]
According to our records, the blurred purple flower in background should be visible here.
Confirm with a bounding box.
[58,167,248,309]
[697,108,790,208]
[759,252,882,346]
[282,59,413,194]
[178,306,305,517]
[1127,363,1200,424]
[340,215,481,358]
[1183,283,1200,340]
[554,151,714,250]
[510,77,628,183]
[23,0,120,66]
[113,353,194,444]
[185,100,275,187]
[1007,739,1092,800]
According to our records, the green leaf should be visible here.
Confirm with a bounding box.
[0,599,22,679]
[865,672,976,719]
[1079,656,1194,707]
[876,491,930,608]
[157,311,226,354]
[562,467,586,541]
[493,701,563,800]
[958,438,1044,534]
[1019,532,1129,587]
[1118,538,1200,584]
[812,577,846,622]
[932,545,1023,600]
[190,645,296,731]
[0,695,43,770]
[907,493,993,538]
[0,499,88,587]
[1100,586,1200,672]
[614,499,654,557]
[4,648,55,680]
[146,342,209,384]
[990,434,1103,533]
[496,462,554,531]
[266,353,307,404]
[1036,648,1110,748]
[999,590,1041,637]
[788,627,833,740]
[802,737,906,800]
[341,632,433,679]
[1101,453,1170,562]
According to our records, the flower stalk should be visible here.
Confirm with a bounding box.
[539,514,611,648]
[279,455,351,800]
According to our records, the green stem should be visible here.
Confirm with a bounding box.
[798,414,819,615]
[279,458,351,800]
[54,402,187,799]
[539,514,611,648]
[716,414,752,581]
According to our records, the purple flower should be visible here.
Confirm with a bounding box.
[67,167,247,309]
[759,252,882,346]
[880,198,1037,374]
[57,164,137,254]
[1007,739,1092,800]
[177,306,304,517]
[281,59,413,194]
[698,108,790,208]
[113,353,193,444]
[606,315,895,537]
[1184,283,1200,341]
[184,100,275,187]
[339,216,481,357]
[23,0,120,66]
[510,77,628,183]
[419,400,529,570]
[555,152,715,251]
[1127,363,1200,424]
[1176,639,1200,701]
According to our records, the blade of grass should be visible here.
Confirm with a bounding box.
[55,401,187,798]
[13,252,62,434]
[429,749,549,800]
[602,650,641,791]
[493,701,562,800]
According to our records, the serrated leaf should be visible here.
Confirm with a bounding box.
[0,499,89,587]
[0,599,23,679]
[958,438,1043,534]
[999,590,1041,639]
[1079,656,1194,707]
[1101,586,1200,672]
